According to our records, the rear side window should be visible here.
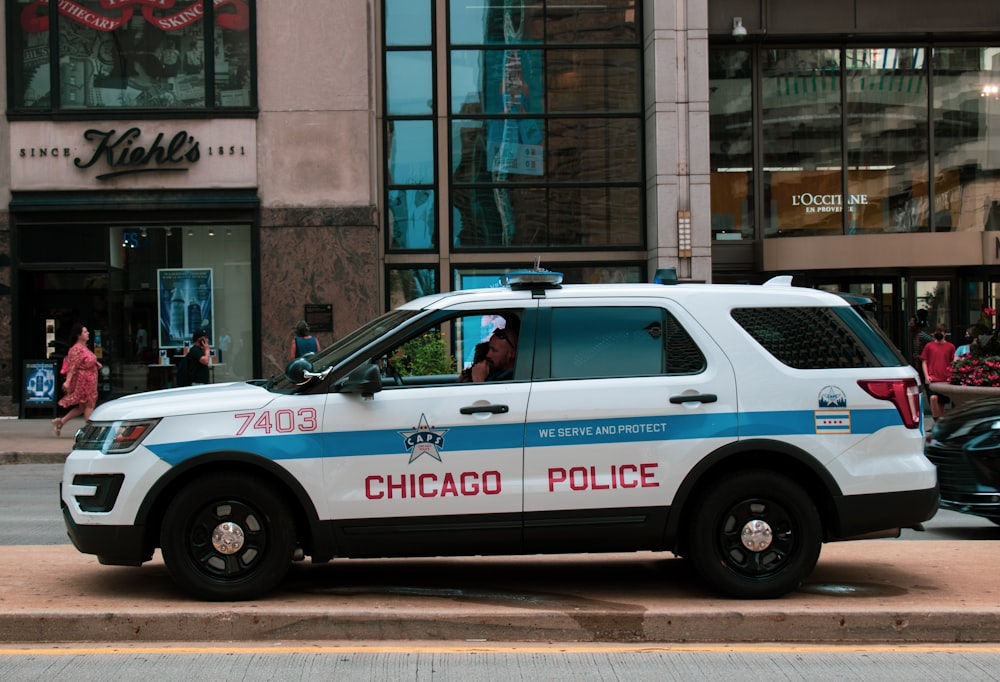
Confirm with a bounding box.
[732,306,905,369]
[547,307,705,379]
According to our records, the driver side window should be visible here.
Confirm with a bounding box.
[379,310,522,387]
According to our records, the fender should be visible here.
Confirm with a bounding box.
[664,438,843,544]
[133,449,332,558]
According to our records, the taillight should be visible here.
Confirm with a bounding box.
[857,378,921,429]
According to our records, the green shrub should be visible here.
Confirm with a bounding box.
[389,331,456,377]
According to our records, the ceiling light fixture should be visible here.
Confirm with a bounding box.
[731,16,747,39]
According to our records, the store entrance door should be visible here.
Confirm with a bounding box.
[18,269,112,401]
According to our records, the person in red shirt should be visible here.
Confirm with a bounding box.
[921,323,956,419]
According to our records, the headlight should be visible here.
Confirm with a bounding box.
[74,419,160,454]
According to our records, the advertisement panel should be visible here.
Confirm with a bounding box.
[23,359,58,410]
[157,268,214,349]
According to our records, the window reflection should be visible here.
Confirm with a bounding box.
[387,52,433,115]
[446,1,643,250]
[385,0,431,47]
[761,48,844,236]
[545,0,638,44]
[388,190,436,249]
[453,264,641,290]
[847,48,929,234]
[713,44,1000,240]
[547,49,641,113]
[387,120,434,185]
[12,0,253,111]
[934,47,1000,232]
[451,50,544,114]
[710,48,754,240]
[450,1,544,45]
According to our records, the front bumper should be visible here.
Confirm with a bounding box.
[926,443,1000,521]
[61,497,152,566]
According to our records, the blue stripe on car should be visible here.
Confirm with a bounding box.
[146,409,902,466]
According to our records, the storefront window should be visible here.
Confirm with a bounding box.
[933,47,1000,232]
[714,44,1000,241]
[8,0,254,112]
[709,48,754,240]
[846,48,929,234]
[761,48,844,237]
[111,225,253,393]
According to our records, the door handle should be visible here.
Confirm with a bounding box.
[669,393,718,404]
[460,404,510,414]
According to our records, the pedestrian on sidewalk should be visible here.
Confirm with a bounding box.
[290,320,321,360]
[52,323,102,437]
[921,323,956,420]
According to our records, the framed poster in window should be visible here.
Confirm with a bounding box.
[157,268,214,349]
[23,359,58,412]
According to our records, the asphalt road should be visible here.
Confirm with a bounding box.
[3,642,1000,681]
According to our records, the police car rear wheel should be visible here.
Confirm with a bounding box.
[688,470,821,599]
[160,473,296,601]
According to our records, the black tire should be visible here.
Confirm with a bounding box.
[686,470,822,599]
[160,473,296,601]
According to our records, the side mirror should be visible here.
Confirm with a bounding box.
[284,356,314,384]
[338,362,382,398]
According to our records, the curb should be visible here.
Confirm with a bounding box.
[0,453,67,465]
[2,608,999,644]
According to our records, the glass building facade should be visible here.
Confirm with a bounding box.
[382,0,645,305]
[711,45,1000,240]
[706,0,1000,350]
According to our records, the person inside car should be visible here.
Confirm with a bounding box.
[458,326,518,382]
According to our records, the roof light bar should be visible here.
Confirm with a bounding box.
[504,270,563,290]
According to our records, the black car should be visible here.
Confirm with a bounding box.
[925,398,1000,525]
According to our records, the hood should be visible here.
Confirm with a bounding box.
[89,381,278,421]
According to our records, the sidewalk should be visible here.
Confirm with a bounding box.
[0,417,73,464]
[1,541,999,643]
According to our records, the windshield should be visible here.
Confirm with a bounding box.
[266,308,419,391]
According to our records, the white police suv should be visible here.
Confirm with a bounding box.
[61,271,938,601]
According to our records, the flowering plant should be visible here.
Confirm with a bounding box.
[950,307,1000,387]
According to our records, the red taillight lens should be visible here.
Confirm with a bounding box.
[857,378,921,429]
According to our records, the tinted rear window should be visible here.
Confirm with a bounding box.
[548,307,705,379]
[732,306,906,369]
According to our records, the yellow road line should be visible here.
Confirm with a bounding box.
[4,643,1000,655]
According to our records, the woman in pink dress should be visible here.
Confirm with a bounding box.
[52,324,103,436]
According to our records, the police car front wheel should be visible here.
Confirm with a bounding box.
[687,470,822,599]
[160,473,297,601]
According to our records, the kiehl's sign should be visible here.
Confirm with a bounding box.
[18,127,246,180]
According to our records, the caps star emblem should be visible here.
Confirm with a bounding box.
[399,413,449,463]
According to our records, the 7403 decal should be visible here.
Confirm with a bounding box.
[233,408,318,435]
